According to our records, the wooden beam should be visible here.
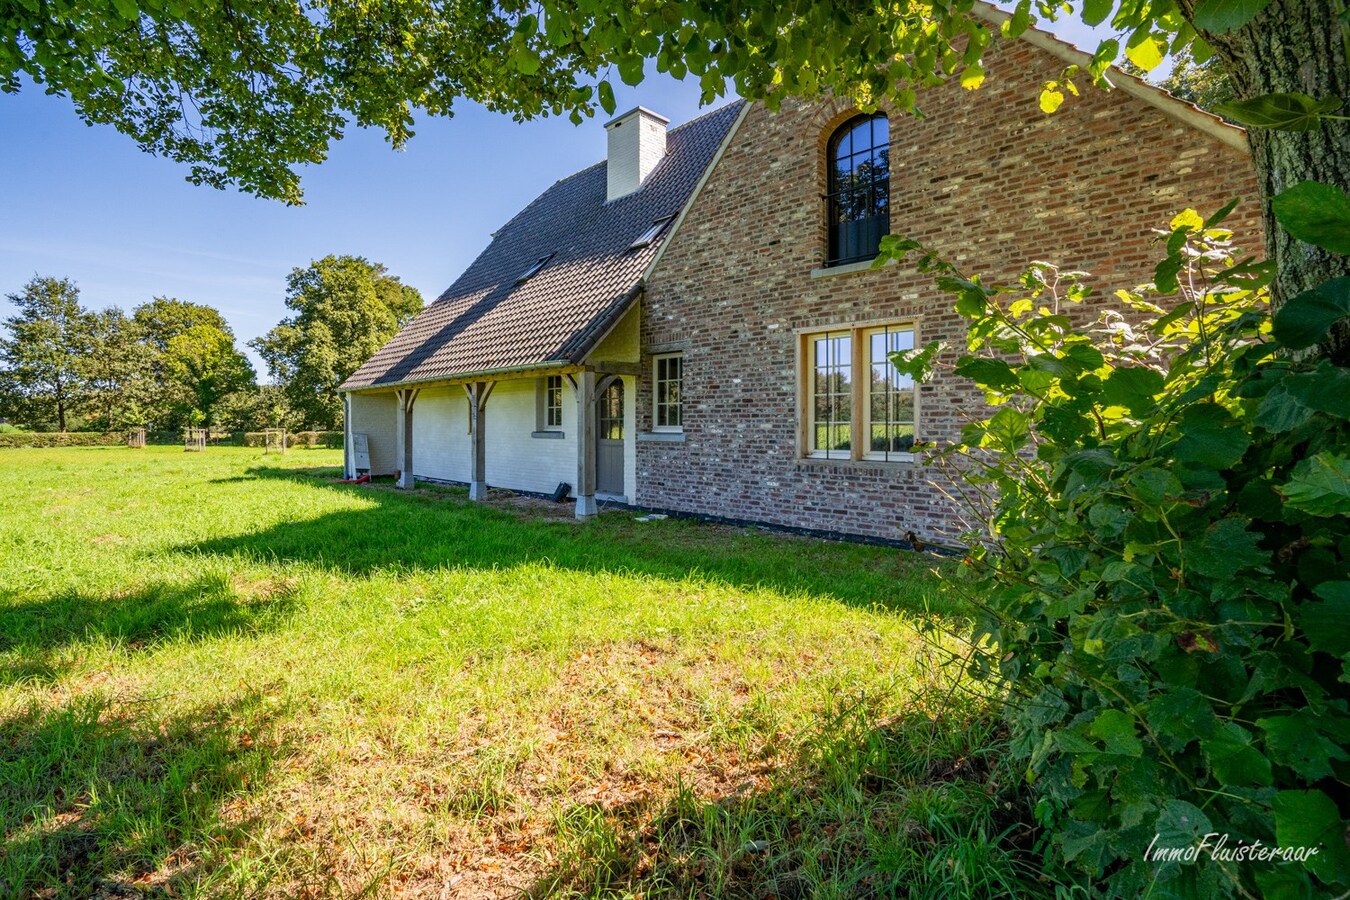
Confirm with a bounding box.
[574,370,597,520]
[396,388,419,489]
[591,361,641,377]
[464,381,491,501]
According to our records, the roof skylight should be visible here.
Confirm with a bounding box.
[515,253,555,283]
[628,216,675,251]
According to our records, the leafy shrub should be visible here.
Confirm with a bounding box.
[883,203,1350,896]
[0,431,124,448]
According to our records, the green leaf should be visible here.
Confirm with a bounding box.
[1102,366,1165,415]
[1082,0,1114,27]
[1271,277,1350,350]
[955,357,1018,391]
[889,341,944,383]
[1002,1,1032,38]
[596,80,616,115]
[1260,713,1349,780]
[1192,0,1275,34]
[1040,85,1065,114]
[1271,181,1350,255]
[1154,800,1213,850]
[511,47,541,76]
[1280,452,1350,517]
[1088,709,1143,756]
[618,56,645,87]
[1186,517,1268,579]
[1215,93,1343,132]
[1173,403,1249,469]
[1273,790,1350,884]
[1124,28,1165,71]
[1299,582,1350,656]
[981,407,1030,452]
[111,0,138,20]
[1202,722,1273,786]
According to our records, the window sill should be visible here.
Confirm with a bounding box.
[810,257,894,279]
[531,430,565,440]
[796,454,916,469]
[638,431,686,443]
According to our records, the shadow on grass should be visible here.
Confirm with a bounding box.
[177,465,957,616]
[0,690,281,899]
[0,575,299,686]
[527,704,1047,899]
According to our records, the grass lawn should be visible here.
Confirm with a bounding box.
[0,447,1039,898]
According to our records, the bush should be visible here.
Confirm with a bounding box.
[0,431,125,448]
[884,206,1350,896]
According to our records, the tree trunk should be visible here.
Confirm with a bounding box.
[1193,0,1350,363]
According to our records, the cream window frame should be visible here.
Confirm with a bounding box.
[798,320,918,463]
[652,353,684,433]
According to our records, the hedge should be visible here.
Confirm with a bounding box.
[0,432,125,448]
[0,430,343,449]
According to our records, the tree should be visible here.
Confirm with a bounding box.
[252,255,423,429]
[163,323,256,428]
[0,276,92,431]
[131,297,238,428]
[82,307,157,431]
[1158,47,1234,113]
[6,2,1345,347]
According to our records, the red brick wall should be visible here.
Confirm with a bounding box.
[636,38,1263,543]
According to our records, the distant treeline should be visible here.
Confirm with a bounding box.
[0,430,344,449]
[0,255,422,433]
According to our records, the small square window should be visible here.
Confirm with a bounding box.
[653,354,683,431]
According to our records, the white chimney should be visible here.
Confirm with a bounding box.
[605,107,669,202]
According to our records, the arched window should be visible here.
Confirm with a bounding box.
[826,114,890,266]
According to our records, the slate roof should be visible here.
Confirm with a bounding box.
[341,100,744,391]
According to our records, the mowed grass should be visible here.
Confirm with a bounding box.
[0,447,1041,898]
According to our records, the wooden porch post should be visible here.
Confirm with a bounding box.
[574,370,597,519]
[342,392,353,479]
[396,388,419,489]
[464,381,494,501]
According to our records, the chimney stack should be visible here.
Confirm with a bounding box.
[605,107,669,202]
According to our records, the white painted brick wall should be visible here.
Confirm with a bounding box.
[347,393,398,475]
[354,376,637,503]
[606,109,667,201]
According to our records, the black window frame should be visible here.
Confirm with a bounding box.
[825,114,891,267]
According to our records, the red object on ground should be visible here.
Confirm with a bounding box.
[337,474,371,485]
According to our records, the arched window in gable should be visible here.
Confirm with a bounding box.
[826,114,890,266]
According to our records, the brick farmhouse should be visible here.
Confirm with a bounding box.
[340,13,1260,544]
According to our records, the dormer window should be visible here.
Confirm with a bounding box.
[826,114,890,266]
[628,216,674,251]
[516,253,554,283]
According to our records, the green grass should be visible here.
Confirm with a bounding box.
[0,446,1043,898]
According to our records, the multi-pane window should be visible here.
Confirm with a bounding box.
[805,323,916,461]
[865,326,915,460]
[544,375,563,428]
[826,114,890,266]
[809,331,853,458]
[654,354,683,430]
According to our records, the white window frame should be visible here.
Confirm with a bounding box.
[535,374,564,432]
[652,353,684,433]
[799,320,918,463]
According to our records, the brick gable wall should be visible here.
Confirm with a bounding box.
[636,38,1263,543]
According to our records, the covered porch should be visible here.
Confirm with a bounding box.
[342,360,638,520]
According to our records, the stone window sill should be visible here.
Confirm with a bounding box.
[531,430,565,440]
[809,257,895,279]
[795,454,916,470]
[637,431,686,443]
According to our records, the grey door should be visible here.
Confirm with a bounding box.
[597,380,624,495]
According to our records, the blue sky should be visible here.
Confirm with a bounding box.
[0,13,1117,376]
